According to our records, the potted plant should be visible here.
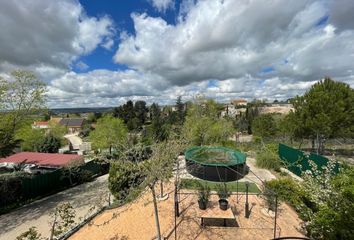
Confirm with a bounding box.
[198,184,210,210]
[217,183,230,210]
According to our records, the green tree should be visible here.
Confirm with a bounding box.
[183,99,233,145]
[49,203,76,239]
[291,78,354,153]
[89,115,128,154]
[36,134,61,153]
[0,70,46,156]
[134,100,147,128]
[16,125,45,151]
[176,96,185,125]
[252,113,277,139]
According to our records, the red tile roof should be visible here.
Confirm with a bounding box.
[33,121,49,126]
[0,152,83,168]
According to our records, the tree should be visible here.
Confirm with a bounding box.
[49,203,76,239]
[252,113,277,139]
[0,70,46,156]
[113,100,135,130]
[176,96,185,125]
[134,100,147,128]
[16,124,45,151]
[291,78,354,153]
[89,115,128,154]
[36,134,61,153]
[150,103,169,142]
[141,140,185,240]
[183,99,234,145]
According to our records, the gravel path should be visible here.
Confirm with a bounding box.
[0,174,110,240]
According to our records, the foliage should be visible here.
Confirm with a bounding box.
[16,227,43,240]
[183,98,234,145]
[50,203,76,238]
[303,164,354,239]
[150,103,170,142]
[290,78,354,153]
[264,178,313,220]
[90,115,128,154]
[0,70,46,157]
[0,173,25,207]
[176,96,186,125]
[35,133,61,153]
[252,113,277,138]
[108,161,145,204]
[197,183,210,204]
[113,100,148,131]
[16,125,45,151]
[216,183,231,199]
[256,144,282,171]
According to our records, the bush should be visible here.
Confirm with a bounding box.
[265,178,313,220]
[256,145,281,171]
[0,173,26,207]
[108,161,145,203]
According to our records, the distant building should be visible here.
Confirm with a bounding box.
[32,121,49,129]
[231,99,247,106]
[58,118,85,133]
[0,152,84,170]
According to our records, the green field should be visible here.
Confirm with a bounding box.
[180,178,261,193]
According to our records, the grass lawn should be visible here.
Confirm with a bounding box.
[180,178,261,193]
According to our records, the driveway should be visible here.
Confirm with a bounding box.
[0,174,110,240]
[64,134,83,150]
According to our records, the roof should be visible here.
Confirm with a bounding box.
[0,152,83,168]
[59,118,84,127]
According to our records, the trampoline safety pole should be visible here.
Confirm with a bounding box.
[245,181,249,218]
[274,195,278,238]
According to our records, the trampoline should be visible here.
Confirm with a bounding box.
[185,146,247,182]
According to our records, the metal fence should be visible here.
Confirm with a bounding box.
[278,144,339,177]
[22,160,108,200]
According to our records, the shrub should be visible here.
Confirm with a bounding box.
[265,178,314,220]
[0,173,26,207]
[256,145,281,171]
[108,161,145,203]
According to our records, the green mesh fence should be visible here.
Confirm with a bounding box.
[278,143,339,177]
[185,146,246,166]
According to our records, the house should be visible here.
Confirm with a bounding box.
[32,121,49,129]
[59,118,85,133]
[0,152,84,170]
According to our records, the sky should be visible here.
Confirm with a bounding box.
[0,0,354,108]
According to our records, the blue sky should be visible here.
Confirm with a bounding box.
[0,0,354,107]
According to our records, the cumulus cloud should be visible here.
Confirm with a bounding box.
[112,0,354,103]
[148,0,175,12]
[2,0,354,107]
[0,0,114,72]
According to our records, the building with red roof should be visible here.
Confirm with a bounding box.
[0,152,84,168]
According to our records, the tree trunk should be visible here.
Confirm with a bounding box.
[109,145,112,155]
[150,185,162,240]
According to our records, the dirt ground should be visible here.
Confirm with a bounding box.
[70,182,304,240]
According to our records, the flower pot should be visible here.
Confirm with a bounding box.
[198,199,207,210]
[219,199,228,210]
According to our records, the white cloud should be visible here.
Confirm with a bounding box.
[148,0,175,12]
[112,0,354,104]
[0,0,114,72]
[1,0,354,107]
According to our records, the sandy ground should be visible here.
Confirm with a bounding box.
[70,182,304,240]
[0,174,110,240]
